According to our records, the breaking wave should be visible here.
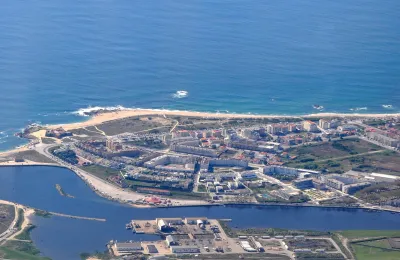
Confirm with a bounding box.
[349,107,368,111]
[72,105,134,117]
[172,90,188,99]
[382,104,393,109]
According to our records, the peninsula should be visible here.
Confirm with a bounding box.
[1,108,399,213]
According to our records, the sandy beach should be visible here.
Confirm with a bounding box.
[49,108,400,131]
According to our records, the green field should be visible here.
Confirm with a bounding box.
[339,230,400,239]
[338,230,400,260]
[351,239,400,260]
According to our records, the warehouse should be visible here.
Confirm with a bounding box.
[170,246,200,254]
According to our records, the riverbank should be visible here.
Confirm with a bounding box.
[2,162,400,214]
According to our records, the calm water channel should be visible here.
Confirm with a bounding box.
[0,166,399,260]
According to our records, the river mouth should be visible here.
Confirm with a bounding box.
[1,166,399,260]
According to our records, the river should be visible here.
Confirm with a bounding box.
[0,166,399,260]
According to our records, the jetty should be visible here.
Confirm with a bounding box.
[49,211,106,222]
[55,184,75,198]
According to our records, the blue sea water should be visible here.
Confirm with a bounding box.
[1,0,400,150]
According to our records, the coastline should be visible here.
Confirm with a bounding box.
[49,108,400,131]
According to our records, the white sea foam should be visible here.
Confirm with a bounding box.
[72,105,134,116]
[172,90,188,99]
[350,107,368,111]
[382,104,393,109]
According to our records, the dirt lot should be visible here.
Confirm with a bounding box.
[173,253,290,259]
[285,238,335,251]
[96,116,172,135]
[0,150,56,164]
[284,139,400,174]
[286,139,381,163]
[0,204,15,234]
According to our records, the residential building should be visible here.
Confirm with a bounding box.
[318,119,329,130]
[303,121,319,132]
[367,131,400,148]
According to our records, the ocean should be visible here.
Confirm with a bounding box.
[1,0,399,150]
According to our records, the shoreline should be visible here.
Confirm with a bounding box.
[50,108,400,131]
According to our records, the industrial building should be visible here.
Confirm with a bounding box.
[170,246,200,254]
[184,217,208,225]
[156,218,183,231]
[113,242,142,255]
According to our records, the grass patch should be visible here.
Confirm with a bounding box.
[0,246,50,260]
[15,208,24,230]
[339,230,400,239]
[0,240,49,260]
[170,190,209,200]
[286,139,381,164]
[351,239,400,260]
[197,184,207,192]
[219,220,329,238]
[15,225,36,241]
[0,204,15,234]
[40,137,57,144]
[2,150,56,164]
[80,165,121,180]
